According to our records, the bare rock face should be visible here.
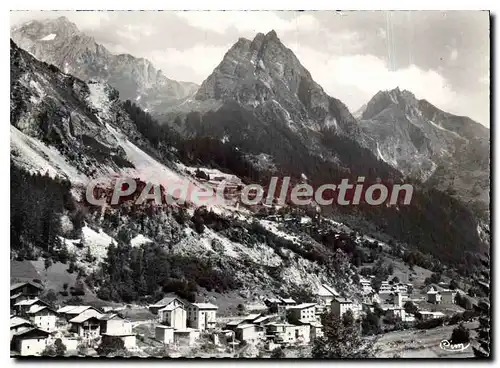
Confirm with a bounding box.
[11,16,199,113]
[359,87,490,213]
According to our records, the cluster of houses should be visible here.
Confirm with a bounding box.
[10,272,465,356]
[10,281,135,356]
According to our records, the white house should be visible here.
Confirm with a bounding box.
[359,278,373,294]
[427,287,442,304]
[12,327,51,356]
[316,284,340,306]
[155,325,175,344]
[158,304,187,330]
[57,305,101,322]
[440,290,457,304]
[379,281,392,293]
[26,305,58,332]
[418,311,446,321]
[10,316,32,340]
[99,314,132,335]
[68,309,103,339]
[287,303,317,323]
[331,297,358,318]
[149,297,187,316]
[265,322,310,345]
[235,324,265,342]
[14,298,51,316]
[187,303,218,330]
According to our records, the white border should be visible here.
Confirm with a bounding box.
[2,2,496,367]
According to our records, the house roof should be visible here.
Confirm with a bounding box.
[242,313,261,321]
[158,304,183,312]
[10,292,22,300]
[192,303,218,310]
[14,298,48,307]
[288,303,317,310]
[10,316,32,329]
[280,297,296,304]
[27,305,57,315]
[150,297,185,308]
[10,281,43,292]
[236,324,257,330]
[333,297,352,304]
[226,319,245,327]
[13,327,50,338]
[419,311,445,316]
[98,313,124,321]
[69,310,103,324]
[264,297,282,304]
[57,305,94,315]
[253,315,273,324]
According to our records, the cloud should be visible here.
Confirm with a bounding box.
[287,45,488,124]
[176,11,319,35]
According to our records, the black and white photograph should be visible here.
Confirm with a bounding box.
[8,9,491,359]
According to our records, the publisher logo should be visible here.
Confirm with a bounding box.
[440,340,470,352]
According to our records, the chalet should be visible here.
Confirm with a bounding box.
[440,289,457,304]
[331,297,358,318]
[155,325,175,345]
[10,281,43,306]
[11,327,51,356]
[187,303,218,330]
[14,298,51,316]
[265,322,310,345]
[148,296,186,315]
[316,284,340,306]
[426,287,442,304]
[158,303,187,330]
[379,281,392,293]
[99,313,132,335]
[280,297,297,306]
[359,278,373,294]
[10,316,32,340]
[26,305,58,332]
[57,305,101,321]
[235,324,265,342]
[68,309,103,339]
[287,303,317,323]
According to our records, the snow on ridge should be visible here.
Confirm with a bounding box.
[130,234,152,247]
[40,33,56,41]
[87,83,112,120]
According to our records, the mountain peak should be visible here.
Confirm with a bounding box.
[266,29,278,39]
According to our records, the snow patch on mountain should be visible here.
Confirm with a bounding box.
[40,33,56,41]
[130,234,152,247]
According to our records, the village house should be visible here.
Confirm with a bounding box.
[331,297,359,318]
[14,298,51,316]
[148,296,186,316]
[10,316,32,340]
[187,303,218,330]
[11,327,51,356]
[68,309,103,339]
[10,281,43,308]
[359,278,374,294]
[427,287,442,304]
[440,289,457,304]
[155,325,175,345]
[287,303,317,323]
[385,306,407,321]
[173,328,201,346]
[158,303,187,330]
[280,297,297,306]
[316,284,340,306]
[57,305,102,322]
[26,305,58,332]
[235,324,265,343]
[418,311,446,321]
[379,281,392,293]
[99,313,132,335]
[265,322,311,345]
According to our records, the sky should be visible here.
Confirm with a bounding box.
[10,11,490,127]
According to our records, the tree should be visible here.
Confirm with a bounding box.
[97,335,126,356]
[361,310,381,336]
[449,279,459,290]
[44,289,58,303]
[44,258,52,271]
[42,338,66,356]
[391,276,400,284]
[312,310,377,358]
[450,323,470,344]
[403,301,418,315]
[270,347,285,358]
